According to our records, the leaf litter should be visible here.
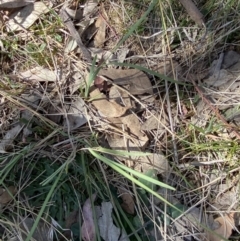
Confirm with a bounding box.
[0,0,35,9]
[6,1,52,32]
[1,0,240,241]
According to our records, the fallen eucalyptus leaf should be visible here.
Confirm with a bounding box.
[83,0,98,18]
[93,16,106,47]
[0,186,17,205]
[109,86,132,108]
[7,2,51,32]
[98,68,153,95]
[19,66,57,83]
[0,125,23,153]
[90,88,129,118]
[120,114,149,148]
[81,193,97,241]
[0,0,35,9]
[135,153,169,175]
[89,48,117,62]
[96,202,129,241]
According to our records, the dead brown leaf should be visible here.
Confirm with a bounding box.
[0,0,35,9]
[109,86,132,108]
[141,111,169,131]
[0,186,17,205]
[0,124,23,153]
[98,68,153,95]
[83,0,98,18]
[7,2,51,31]
[106,113,149,152]
[134,153,169,175]
[90,88,128,118]
[93,15,106,47]
[59,209,80,240]
[120,114,149,148]
[207,213,234,241]
[19,66,57,83]
[118,188,134,214]
[81,193,97,241]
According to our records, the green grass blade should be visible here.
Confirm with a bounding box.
[25,169,63,241]
[88,149,181,213]
[113,0,158,51]
[88,148,174,190]
[90,147,151,157]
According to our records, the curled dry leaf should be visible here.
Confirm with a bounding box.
[118,188,135,215]
[7,2,51,32]
[0,0,35,9]
[98,68,153,95]
[81,193,97,241]
[207,213,235,241]
[90,88,128,118]
[0,186,17,205]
